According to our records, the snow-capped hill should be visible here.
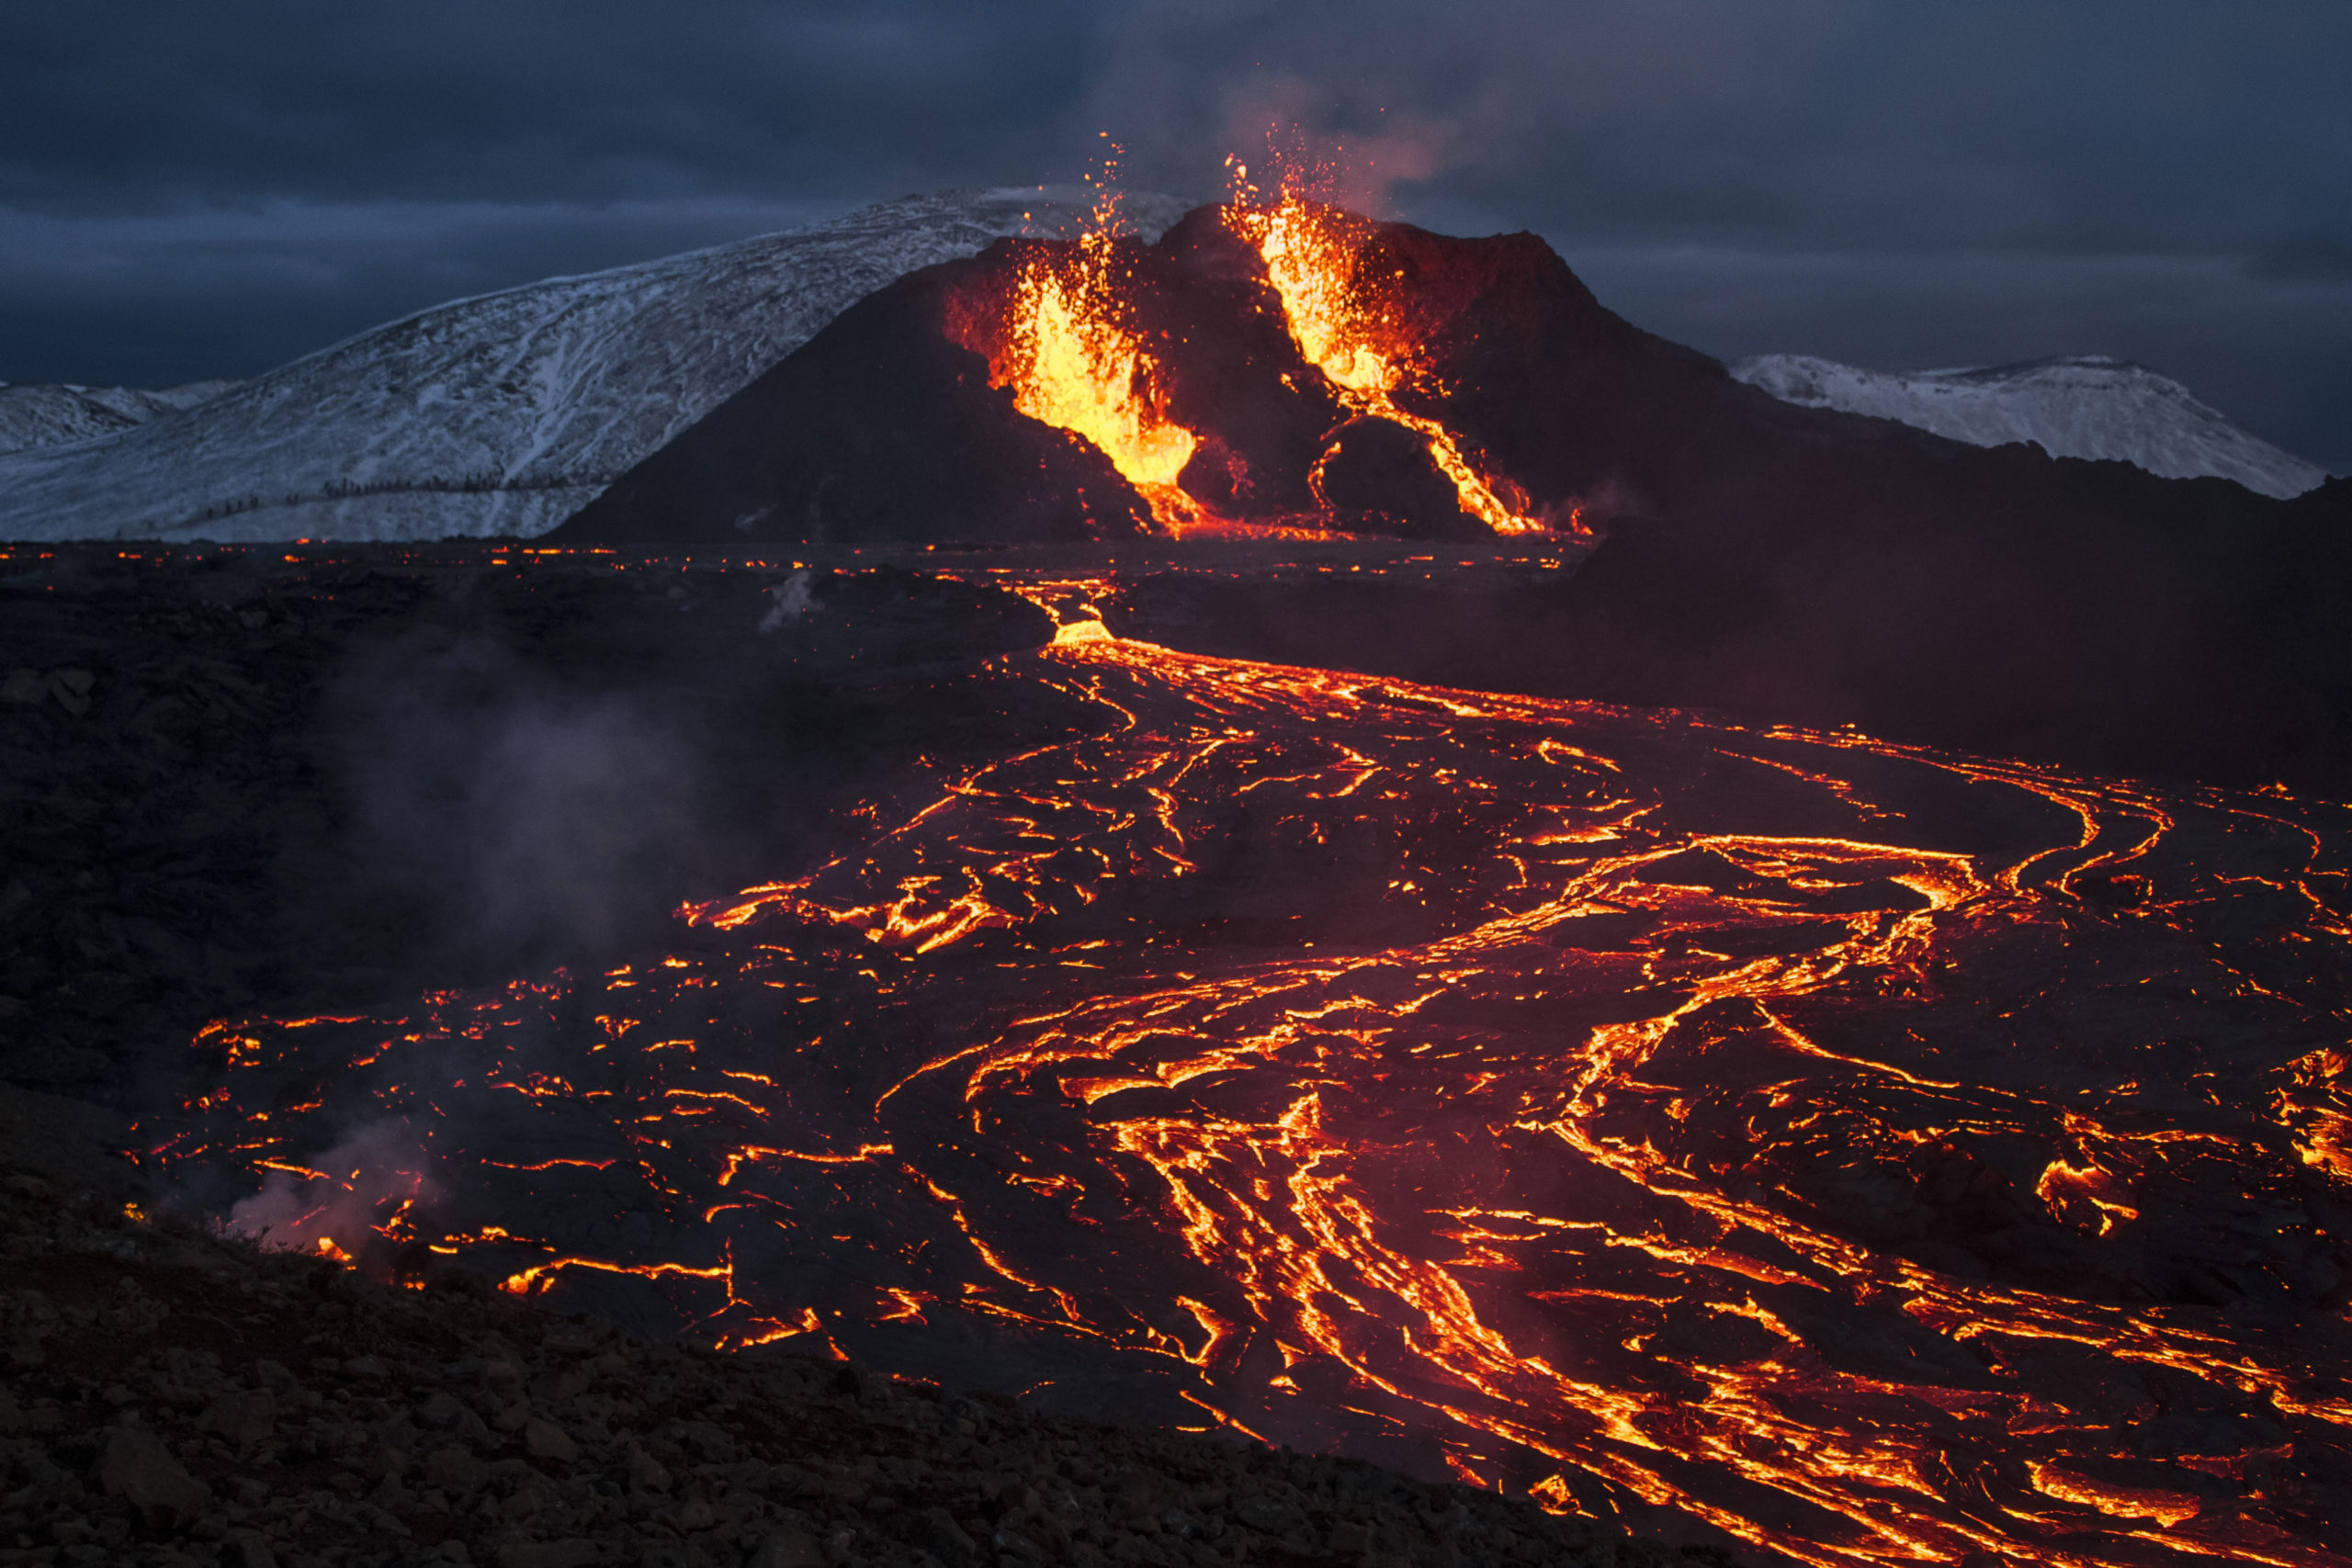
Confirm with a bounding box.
[1732,353,2328,500]
[0,188,1189,543]
[0,379,241,455]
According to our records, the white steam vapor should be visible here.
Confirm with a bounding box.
[759,570,814,634]
[226,1122,435,1259]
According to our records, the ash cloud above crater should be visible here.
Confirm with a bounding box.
[1,0,2345,468]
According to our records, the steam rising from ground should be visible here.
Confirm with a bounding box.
[758,570,813,634]
[337,631,706,969]
[226,1121,435,1258]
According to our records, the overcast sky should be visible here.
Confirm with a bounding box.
[3,0,2346,468]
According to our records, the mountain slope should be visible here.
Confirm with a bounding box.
[0,188,1186,543]
[1732,352,2329,499]
[0,379,241,455]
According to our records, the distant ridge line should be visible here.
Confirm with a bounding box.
[1732,351,2328,499]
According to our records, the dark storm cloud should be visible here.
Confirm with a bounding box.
[0,1,1097,210]
[0,195,841,388]
[2,1,2346,466]
[1074,1,2352,465]
[0,0,1106,382]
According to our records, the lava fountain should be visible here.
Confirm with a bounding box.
[979,176,1205,535]
[994,248,1201,533]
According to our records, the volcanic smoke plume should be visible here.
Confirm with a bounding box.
[224,1121,435,1263]
[153,620,2352,1567]
[335,630,708,967]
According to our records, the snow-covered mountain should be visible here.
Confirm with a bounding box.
[0,379,241,455]
[0,188,1188,543]
[1732,353,2329,500]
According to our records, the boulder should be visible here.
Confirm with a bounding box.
[97,1425,212,1529]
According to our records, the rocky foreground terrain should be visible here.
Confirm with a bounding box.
[0,1086,1718,1568]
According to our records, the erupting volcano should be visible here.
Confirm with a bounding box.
[1227,193,1547,538]
[559,175,1607,547]
[941,168,1553,543]
[64,141,2352,1568]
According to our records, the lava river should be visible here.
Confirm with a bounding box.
[150,624,2352,1566]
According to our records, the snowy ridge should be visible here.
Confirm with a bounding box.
[1732,353,2329,500]
[0,188,1189,543]
[0,379,242,456]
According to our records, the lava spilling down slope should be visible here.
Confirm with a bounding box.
[150,616,2352,1567]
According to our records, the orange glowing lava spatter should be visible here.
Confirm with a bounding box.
[976,145,1562,541]
[1225,160,1547,537]
[988,158,1205,534]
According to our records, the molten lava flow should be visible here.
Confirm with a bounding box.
[150,613,2352,1568]
[1229,196,1549,537]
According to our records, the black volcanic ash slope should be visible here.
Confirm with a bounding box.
[558,202,2352,792]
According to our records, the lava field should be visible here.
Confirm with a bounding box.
[120,562,2352,1568]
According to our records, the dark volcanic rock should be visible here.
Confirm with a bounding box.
[1541,466,2352,789]
[1314,415,1486,537]
[0,1116,1713,1568]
